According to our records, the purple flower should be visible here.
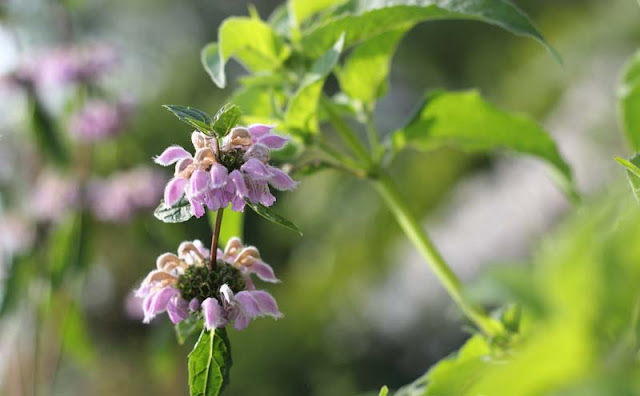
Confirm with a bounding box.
[136,238,282,330]
[69,99,133,142]
[155,125,298,218]
[30,172,79,223]
[89,166,164,222]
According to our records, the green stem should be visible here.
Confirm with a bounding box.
[320,96,372,165]
[373,171,501,337]
[210,208,224,269]
[364,107,383,160]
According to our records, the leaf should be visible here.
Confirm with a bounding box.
[163,105,213,134]
[176,317,204,345]
[202,17,290,88]
[618,50,640,150]
[0,255,32,316]
[28,92,68,166]
[61,301,96,366]
[615,154,640,202]
[378,385,389,396]
[211,103,242,136]
[300,0,559,62]
[284,34,345,135]
[244,200,303,235]
[392,90,577,202]
[337,28,407,103]
[188,328,232,396]
[48,211,90,287]
[289,0,348,28]
[154,195,193,223]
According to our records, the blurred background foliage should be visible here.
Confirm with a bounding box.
[1,0,640,395]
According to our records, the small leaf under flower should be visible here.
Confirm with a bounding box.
[244,200,302,235]
[154,194,193,223]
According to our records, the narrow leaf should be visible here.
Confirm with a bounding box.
[284,34,345,135]
[615,154,640,203]
[202,17,290,88]
[163,105,213,134]
[245,200,303,235]
[211,103,242,136]
[48,211,90,288]
[188,328,232,396]
[618,50,640,150]
[28,92,68,166]
[392,90,577,201]
[154,195,193,223]
[378,385,389,396]
[300,0,559,62]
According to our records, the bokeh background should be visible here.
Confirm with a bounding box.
[1,0,640,395]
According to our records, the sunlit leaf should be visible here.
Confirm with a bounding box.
[615,154,640,202]
[284,34,344,135]
[211,103,242,136]
[300,0,559,62]
[378,385,389,396]
[202,18,290,88]
[392,90,577,201]
[289,0,348,28]
[337,28,407,103]
[188,328,232,396]
[154,195,193,223]
[245,200,303,235]
[618,50,640,150]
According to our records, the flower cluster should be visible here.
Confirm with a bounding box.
[88,167,164,222]
[136,238,282,330]
[155,124,297,217]
[69,99,133,142]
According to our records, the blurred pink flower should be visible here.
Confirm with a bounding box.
[69,98,133,142]
[30,171,79,222]
[155,125,297,217]
[89,167,164,223]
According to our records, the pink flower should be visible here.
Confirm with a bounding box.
[136,238,282,330]
[154,125,297,218]
[30,172,79,223]
[69,99,133,142]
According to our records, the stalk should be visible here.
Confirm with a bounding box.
[210,208,224,269]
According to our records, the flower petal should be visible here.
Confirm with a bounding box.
[241,158,271,181]
[190,169,210,194]
[202,297,227,330]
[250,290,283,318]
[234,291,261,318]
[228,170,248,197]
[167,296,189,324]
[257,134,288,150]
[267,167,298,191]
[154,146,191,166]
[164,177,188,206]
[210,163,228,188]
[247,124,273,138]
[189,197,206,218]
[250,261,280,283]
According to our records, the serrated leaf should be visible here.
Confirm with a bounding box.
[211,103,242,136]
[337,28,407,103]
[188,328,232,396]
[176,317,204,345]
[164,105,213,134]
[154,195,193,223]
[300,0,559,62]
[615,154,640,203]
[202,17,290,88]
[284,34,344,135]
[392,90,577,202]
[245,200,303,235]
[618,50,640,150]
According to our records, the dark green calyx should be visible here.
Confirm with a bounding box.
[176,261,245,303]
[218,148,246,171]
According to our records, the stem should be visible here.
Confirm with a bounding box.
[320,96,372,165]
[210,208,224,268]
[373,171,501,337]
[364,107,382,160]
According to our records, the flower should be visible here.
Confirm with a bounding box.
[30,171,79,223]
[136,238,282,330]
[69,99,133,142]
[88,166,164,222]
[154,124,297,218]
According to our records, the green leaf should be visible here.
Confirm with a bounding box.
[289,0,348,28]
[163,105,213,134]
[618,50,640,150]
[392,90,577,201]
[61,301,96,366]
[176,317,204,345]
[378,385,389,396]
[154,195,193,223]
[207,209,245,248]
[202,17,291,88]
[615,154,640,203]
[300,0,559,62]
[188,328,232,396]
[0,255,32,316]
[211,103,242,136]
[245,200,303,235]
[337,28,407,103]
[28,92,68,166]
[284,34,345,135]
[48,211,90,287]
